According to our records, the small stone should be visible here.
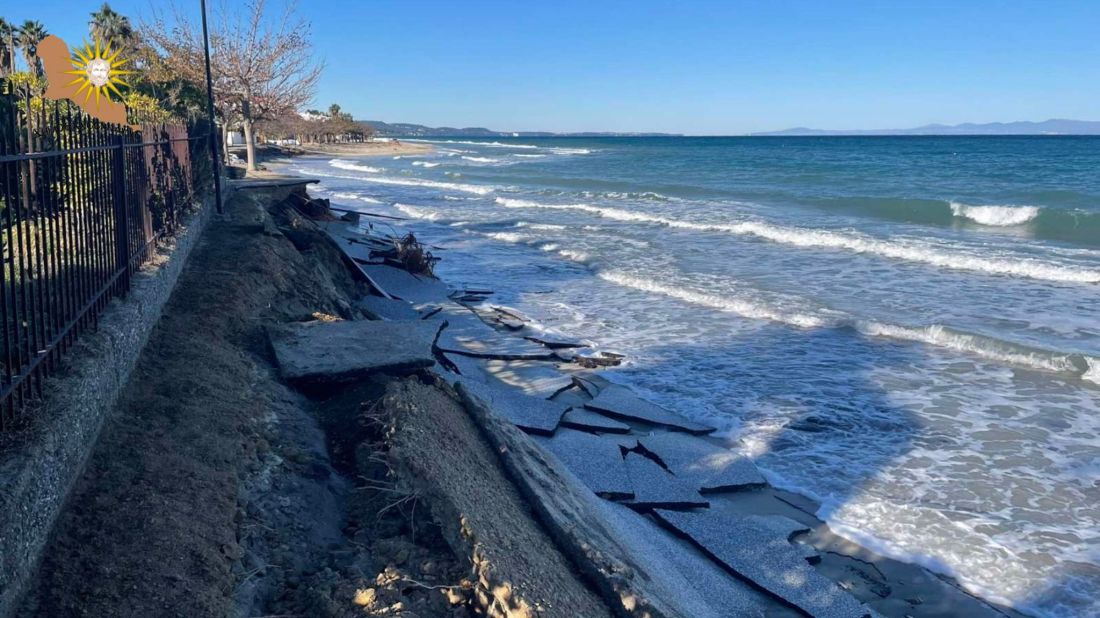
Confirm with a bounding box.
[353,588,376,607]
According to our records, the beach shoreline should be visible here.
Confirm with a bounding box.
[300,178,1029,618]
[282,140,433,158]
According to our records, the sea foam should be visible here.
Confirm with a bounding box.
[950,202,1041,226]
[495,197,1100,283]
[598,271,826,328]
[329,159,382,173]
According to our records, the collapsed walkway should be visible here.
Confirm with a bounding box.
[20,188,607,617]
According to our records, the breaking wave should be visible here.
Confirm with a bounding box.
[950,202,1041,226]
[494,198,1100,283]
[329,159,382,173]
[461,156,498,163]
[329,191,383,204]
[393,203,441,221]
[854,322,1096,377]
[412,161,440,168]
[341,173,494,195]
[598,271,826,328]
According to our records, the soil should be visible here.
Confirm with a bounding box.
[19,189,476,618]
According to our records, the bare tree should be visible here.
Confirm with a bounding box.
[141,0,322,171]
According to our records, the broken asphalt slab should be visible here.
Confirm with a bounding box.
[623,452,709,510]
[268,319,439,383]
[654,509,878,618]
[532,428,634,499]
[585,385,716,435]
[453,376,569,436]
[356,295,422,321]
[358,264,451,304]
[436,316,557,361]
[560,408,631,434]
[636,431,765,493]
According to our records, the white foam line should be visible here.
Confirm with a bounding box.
[329,159,383,173]
[856,322,1086,374]
[494,197,1100,283]
[598,270,826,328]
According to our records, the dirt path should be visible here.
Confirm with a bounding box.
[21,188,372,617]
[22,188,611,618]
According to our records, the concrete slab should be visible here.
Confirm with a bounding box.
[623,453,708,510]
[454,376,568,436]
[637,432,765,493]
[268,319,438,383]
[560,408,631,434]
[358,264,451,304]
[654,509,876,618]
[585,385,716,435]
[356,295,421,321]
[533,429,633,499]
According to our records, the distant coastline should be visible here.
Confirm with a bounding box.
[361,118,1100,138]
[751,118,1100,136]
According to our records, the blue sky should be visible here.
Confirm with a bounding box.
[10,0,1100,134]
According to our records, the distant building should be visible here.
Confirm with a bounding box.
[226,131,246,146]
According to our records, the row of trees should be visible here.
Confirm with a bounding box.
[260,103,374,146]
[3,1,335,172]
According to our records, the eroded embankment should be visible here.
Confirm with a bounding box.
[21,187,601,617]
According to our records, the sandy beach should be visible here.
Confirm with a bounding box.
[291,140,433,158]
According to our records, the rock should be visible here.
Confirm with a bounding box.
[636,431,764,493]
[623,452,708,510]
[267,319,439,383]
[654,510,877,618]
[559,408,631,434]
[454,377,568,435]
[584,385,715,435]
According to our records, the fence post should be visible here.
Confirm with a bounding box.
[111,135,131,295]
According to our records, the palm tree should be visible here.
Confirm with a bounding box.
[0,19,16,76]
[16,21,47,77]
[89,3,134,47]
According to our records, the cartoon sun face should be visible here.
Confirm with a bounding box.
[64,39,134,107]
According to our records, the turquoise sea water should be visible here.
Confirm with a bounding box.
[288,136,1099,617]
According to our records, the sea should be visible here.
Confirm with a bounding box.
[286,136,1100,618]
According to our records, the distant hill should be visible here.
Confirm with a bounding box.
[360,120,677,138]
[752,119,1100,136]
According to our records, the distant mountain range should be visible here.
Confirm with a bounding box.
[752,119,1100,136]
[360,120,678,138]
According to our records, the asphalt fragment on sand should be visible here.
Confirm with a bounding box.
[585,384,716,434]
[654,509,880,618]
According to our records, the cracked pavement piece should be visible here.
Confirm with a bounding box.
[637,431,765,493]
[559,408,631,434]
[359,264,451,304]
[654,509,878,618]
[584,385,716,435]
[268,319,438,382]
[533,428,633,499]
[453,375,568,435]
[623,452,709,510]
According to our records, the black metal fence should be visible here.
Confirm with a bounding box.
[0,80,213,429]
